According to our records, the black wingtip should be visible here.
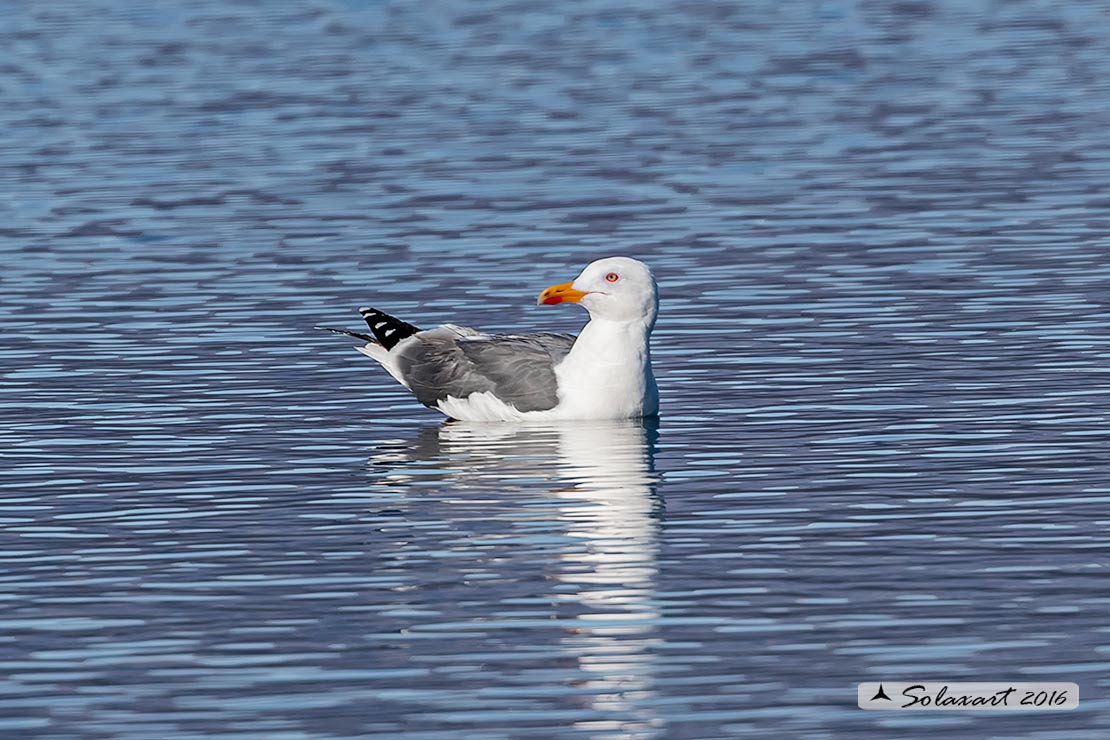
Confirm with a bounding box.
[358,307,422,350]
[316,325,375,343]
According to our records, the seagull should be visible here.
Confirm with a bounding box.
[319,256,659,422]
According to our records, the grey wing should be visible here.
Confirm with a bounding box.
[394,329,576,412]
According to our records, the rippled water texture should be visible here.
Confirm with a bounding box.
[4,0,1110,737]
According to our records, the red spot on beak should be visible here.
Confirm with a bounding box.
[537,281,588,305]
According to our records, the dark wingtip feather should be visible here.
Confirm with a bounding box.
[358,307,422,350]
[316,325,375,343]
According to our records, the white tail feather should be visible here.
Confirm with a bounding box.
[356,343,410,388]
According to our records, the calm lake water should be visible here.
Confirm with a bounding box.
[4,0,1110,737]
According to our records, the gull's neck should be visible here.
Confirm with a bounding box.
[554,315,658,418]
[573,315,654,356]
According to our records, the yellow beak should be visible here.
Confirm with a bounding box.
[537,281,588,305]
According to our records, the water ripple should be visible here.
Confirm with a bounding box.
[4,0,1110,737]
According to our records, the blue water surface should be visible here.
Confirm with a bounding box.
[3,0,1110,737]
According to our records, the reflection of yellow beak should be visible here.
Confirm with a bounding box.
[537,281,588,305]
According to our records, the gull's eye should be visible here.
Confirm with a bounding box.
[605,272,619,283]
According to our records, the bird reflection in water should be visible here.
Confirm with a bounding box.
[368,419,664,737]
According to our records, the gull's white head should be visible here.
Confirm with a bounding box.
[537,256,658,326]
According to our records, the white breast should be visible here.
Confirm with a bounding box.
[550,317,657,420]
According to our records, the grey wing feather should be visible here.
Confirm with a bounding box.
[394,329,576,412]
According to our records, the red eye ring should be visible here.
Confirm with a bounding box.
[605,272,619,283]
